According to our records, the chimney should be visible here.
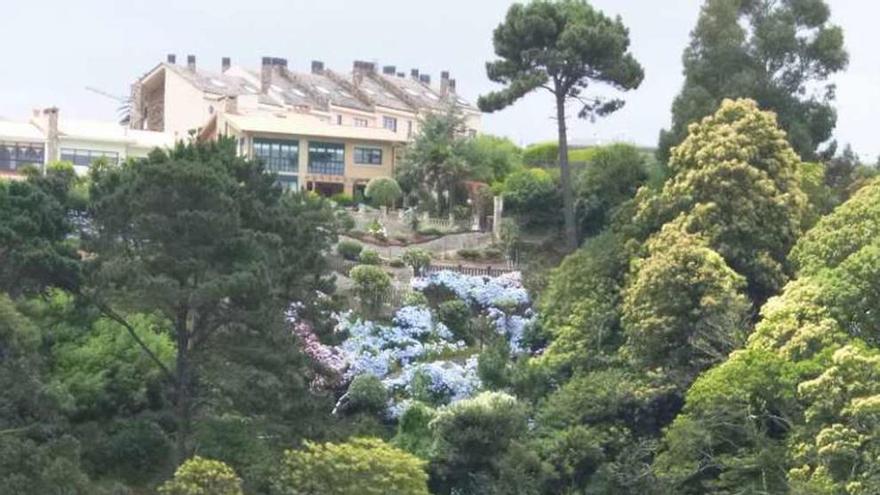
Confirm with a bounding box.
[396,72,405,78]
[225,95,238,114]
[441,70,451,96]
[167,53,176,64]
[43,107,59,172]
[449,79,457,93]
[419,74,431,85]
[353,60,375,86]
[261,57,273,93]
[382,65,396,75]
[186,54,196,71]
[410,68,420,80]
[311,60,325,74]
[221,57,231,72]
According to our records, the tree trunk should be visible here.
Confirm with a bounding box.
[556,93,578,251]
[174,310,192,465]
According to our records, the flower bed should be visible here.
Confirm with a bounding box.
[289,270,537,417]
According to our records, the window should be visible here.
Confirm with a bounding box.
[354,118,369,127]
[354,146,382,165]
[60,148,119,167]
[383,116,398,132]
[308,142,345,175]
[407,120,413,138]
[276,175,299,191]
[0,142,44,171]
[253,138,299,174]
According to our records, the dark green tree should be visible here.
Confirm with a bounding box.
[0,164,80,296]
[478,0,644,250]
[84,140,339,463]
[658,0,848,162]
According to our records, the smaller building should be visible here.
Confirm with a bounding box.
[0,108,174,178]
[215,111,407,196]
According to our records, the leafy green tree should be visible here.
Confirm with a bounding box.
[464,134,523,183]
[622,222,750,378]
[574,143,648,236]
[658,0,848,161]
[401,249,431,276]
[0,294,95,492]
[429,392,527,494]
[501,168,559,226]
[365,177,402,210]
[652,348,799,494]
[534,369,677,493]
[52,311,174,418]
[479,0,644,250]
[396,109,471,215]
[272,437,429,495]
[537,231,629,373]
[635,98,808,302]
[85,140,338,462]
[159,456,243,495]
[790,177,880,276]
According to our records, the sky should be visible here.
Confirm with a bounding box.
[1,0,877,159]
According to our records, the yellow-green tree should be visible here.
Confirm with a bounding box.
[272,437,429,495]
[635,98,808,302]
[622,221,750,378]
[159,456,243,495]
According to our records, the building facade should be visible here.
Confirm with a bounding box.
[0,108,174,178]
[129,54,481,196]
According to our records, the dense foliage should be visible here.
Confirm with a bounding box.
[658,0,848,161]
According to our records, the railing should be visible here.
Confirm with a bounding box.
[423,263,518,277]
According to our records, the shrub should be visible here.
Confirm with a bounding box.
[272,438,429,495]
[159,456,243,495]
[418,227,442,237]
[349,265,392,317]
[330,193,354,207]
[402,249,432,275]
[501,168,560,224]
[346,374,388,415]
[366,177,403,209]
[522,141,559,166]
[389,258,406,268]
[458,248,481,261]
[574,143,648,236]
[403,291,429,307]
[437,300,472,342]
[359,249,381,265]
[394,402,435,459]
[337,240,363,261]
[478,339,512,390]
[482,247,503,260]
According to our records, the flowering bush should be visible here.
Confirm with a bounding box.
[411,270,530,308]
[291,271,536,418]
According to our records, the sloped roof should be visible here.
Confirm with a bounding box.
[165,63,261,97]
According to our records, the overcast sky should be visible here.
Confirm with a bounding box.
[1,1,876,159]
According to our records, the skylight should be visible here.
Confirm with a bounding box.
[210,79,226,87]
[315,86,331,94]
